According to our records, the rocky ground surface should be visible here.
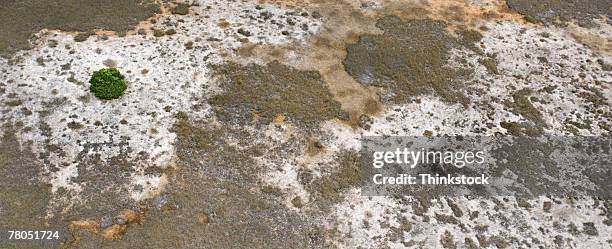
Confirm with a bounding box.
[0,0,610,248]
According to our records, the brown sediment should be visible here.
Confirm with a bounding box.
[101,224,128,240]
[69,220,101,234]
[416,0,524,30]
[566,22,612,55]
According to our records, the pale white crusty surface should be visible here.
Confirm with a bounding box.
[0,0,610,248]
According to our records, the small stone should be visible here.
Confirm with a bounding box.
[582,222,598,236]
[165,29,177,36]
[237,28,252,37]
[153,29,165,37]
[543,201,551,212]
[196,212,209,225]
[185,41,194,49]
[103,59,117,68]
[291,196,303,208]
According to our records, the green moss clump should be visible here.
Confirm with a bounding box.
[89,68,127,100]
[171,3,190,15]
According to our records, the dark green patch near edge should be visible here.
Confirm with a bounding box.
[304,151,363,210]
[209,61,346,130]
[0,0,160,57]
[0,125,60,249]
[343,16,483,107]
[500,88,546,136]
[506,0,612,27]
[171,3,190,15]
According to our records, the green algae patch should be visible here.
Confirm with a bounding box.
[89,68,127,100]
[0,0,160,56]
[506,0,612,27]
[209,61,346,129]
[343,16,482,106]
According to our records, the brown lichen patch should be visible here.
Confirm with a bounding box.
[118,209,144,225]
[209,61,346,130]
[304,151,363,208]
[343,16,482,106]
[501,88,546,136]
[306,139,325,157]
[69,219,101,234]
[0,0,160,56]
[509,88,544,125]
[506,0,612,27]
[217,20,231,29]
[97,209,145,240]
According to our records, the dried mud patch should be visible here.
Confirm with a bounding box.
[209,61,347,130]
[506,0,612,27]
[343,16,483,106]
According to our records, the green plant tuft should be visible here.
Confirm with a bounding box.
[89,68,127,100]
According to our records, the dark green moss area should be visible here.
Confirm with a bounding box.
[70,116,327,249]
[171,3,190,15]
[303,151,363,209]
[89,68,128,100]
[501,88,546,136]
[0,0,160,56]
[209,61,346,129]
[506,0,612,27]
[0,126,62,249]
[510,88,544,125]
[343,16,483,106]
[491,137,611,198]
[500,121,543,136]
